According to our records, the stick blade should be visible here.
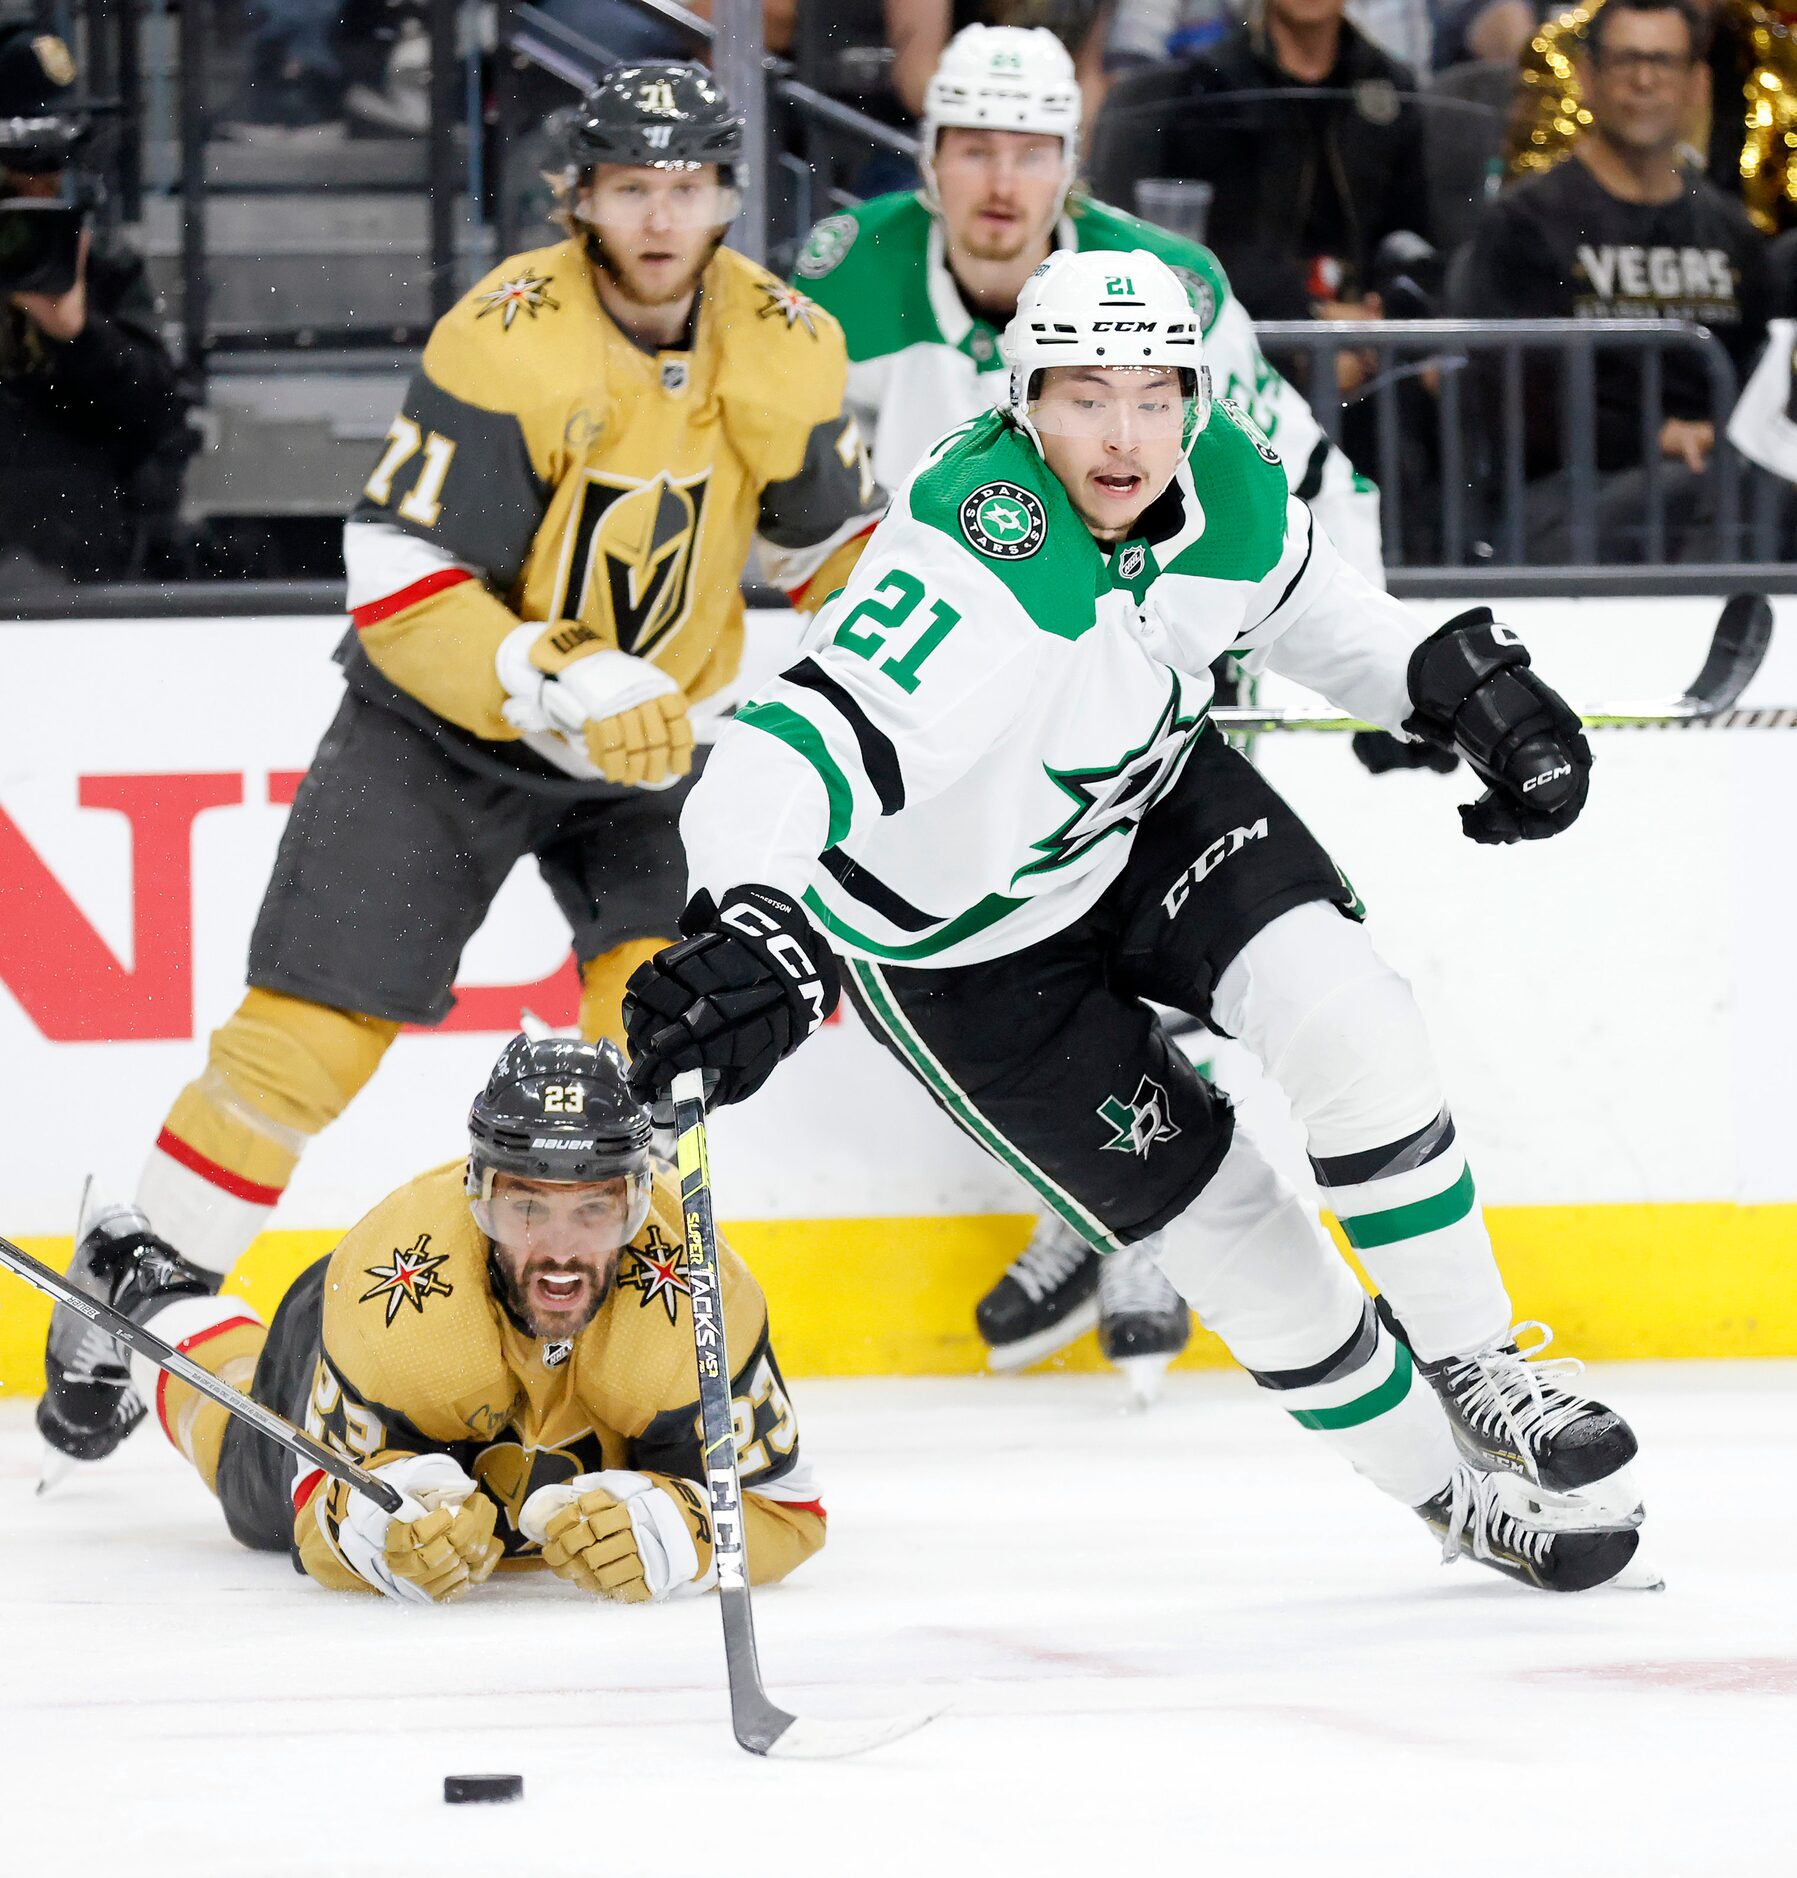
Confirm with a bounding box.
[756,1706,941,1762]
[1685,592,1773,716]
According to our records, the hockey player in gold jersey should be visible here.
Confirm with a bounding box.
[38,1036,825,1602]
[99,64,884,1341]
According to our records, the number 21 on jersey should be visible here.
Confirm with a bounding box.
[831,570,959,694]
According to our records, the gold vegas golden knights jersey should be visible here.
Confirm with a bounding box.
[291,1161,824,1594]
[339,235,883,785]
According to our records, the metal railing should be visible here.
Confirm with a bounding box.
[1252,318,1781,569]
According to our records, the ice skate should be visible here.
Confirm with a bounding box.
[1414,1318,1641,1526]
[976,1218,1100,1371]
[37,1187,217,1473]
[1097,1237,1190,1409]
[1417,1462,1646,1592]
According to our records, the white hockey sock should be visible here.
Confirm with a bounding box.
[1244,1296,1458,1507]
[1212,902,1512,1362]
[136,1139,277,1279]
[1157,1131,1457,1507]
[1313,1117,1509,1362]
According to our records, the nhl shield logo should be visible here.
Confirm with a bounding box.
[1118,543,1147,581]
[660,357,689,394]
[960,481,1048,560]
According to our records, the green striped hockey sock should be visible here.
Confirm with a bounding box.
[1249,1295,1458,1507]
[1312,1110,1511,1363]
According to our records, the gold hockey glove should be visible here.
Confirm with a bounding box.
[519,1469,712,1603]
[338,1453,503,1604]
[495,626,694,787]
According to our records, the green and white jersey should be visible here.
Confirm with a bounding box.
[682,404,1428,970]
[792,191,1383,581]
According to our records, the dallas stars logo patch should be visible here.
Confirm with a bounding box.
[960,481,1047,560]
[616,1224,692,1324]
[475,271,560,331]
[1098,1078,1181,1158]
[360,1233,454,1326]
[756,280,819,337]
[1015,672,1204,881]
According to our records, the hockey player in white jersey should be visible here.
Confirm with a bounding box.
[793,23,1395,1388]
[625,249,1649,1590]
[794,24,1383,582]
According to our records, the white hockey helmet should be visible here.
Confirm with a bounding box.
[920,24,1082,213]
[1003,247,1211,453]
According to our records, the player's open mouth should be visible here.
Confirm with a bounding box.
[532,1271,586,1307]
[1094,473,1142,498]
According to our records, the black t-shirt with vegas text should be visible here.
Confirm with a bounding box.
[1463,157,1771,475]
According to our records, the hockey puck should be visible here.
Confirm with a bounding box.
[444,1774,523,1805]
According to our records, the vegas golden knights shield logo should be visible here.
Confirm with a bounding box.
[556,467,709,657]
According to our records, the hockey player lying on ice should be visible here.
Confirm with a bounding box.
[626,247,1648,1591]
[37,1036,823,1603]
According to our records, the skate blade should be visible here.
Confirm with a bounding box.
[37,1443,79,1497]
[983,1297,1101,1372]
[1111,1351,1174,1412]
[1608,1552,1666,1592]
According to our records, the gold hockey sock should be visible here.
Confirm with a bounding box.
[138,989,400,1276]
[579,938,671,1049]
[124,1299,267,1491]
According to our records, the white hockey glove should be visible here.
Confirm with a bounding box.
[339,1453,502,1605]
[519,1469,713,1604]
[496,624,694,788]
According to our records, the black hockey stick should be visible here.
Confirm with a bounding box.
[0,1231,404,1514]
[1210,592,1778,734]
[670,1069,936,1760]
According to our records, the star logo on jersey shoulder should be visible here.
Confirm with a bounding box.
[1097,1077,1181,1158]
[1015,673,1205,882]
[616,1223,692,1324]
[360,1232,454,1326]
[755,280,819,337]
[475,270,561,331]
[961,480,1048,560]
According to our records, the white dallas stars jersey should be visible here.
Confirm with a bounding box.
[681,406,1430,970]
[792,190,1384,584]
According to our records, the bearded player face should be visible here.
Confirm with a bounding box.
[480,1174,639,1339]
[579,162,734,305]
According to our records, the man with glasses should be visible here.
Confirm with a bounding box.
[1464,0,1770,559]
[104,64,883,1324]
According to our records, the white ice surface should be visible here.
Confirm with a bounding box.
[3,1365,1794,1877]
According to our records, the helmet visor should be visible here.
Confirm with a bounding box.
[1028,367,1194,441]
[471,1170,654,1262]
[575,167,740,233]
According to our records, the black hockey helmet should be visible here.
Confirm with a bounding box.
[0,27,90,174]
[466,1033,653,1195]
[559,62,745,184]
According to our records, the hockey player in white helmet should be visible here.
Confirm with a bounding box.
[793,22,1389,1392]
[628,248,1653,1593]
[792,22,1383,579]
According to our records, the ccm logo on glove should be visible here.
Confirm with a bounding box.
[719,898,832,1035]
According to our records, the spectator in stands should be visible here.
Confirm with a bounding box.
[1462,0,1770,558]
[0,27,190,583]
[887,1,1113,129]
[1146,0,1435,322]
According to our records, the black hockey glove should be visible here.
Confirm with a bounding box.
[622,885,841,1109]
[1403,608,1592,845]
